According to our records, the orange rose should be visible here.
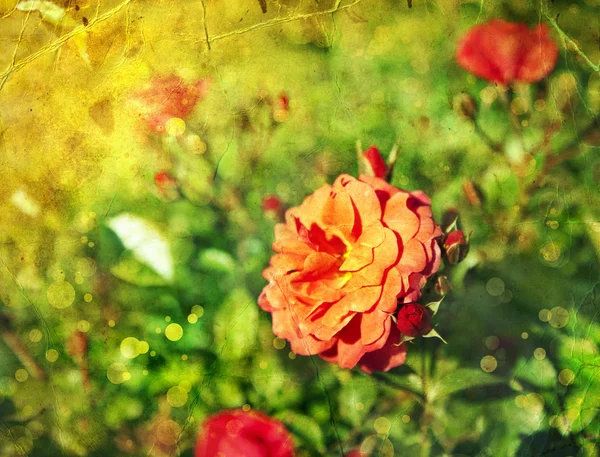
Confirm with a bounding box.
[259,174,441,373]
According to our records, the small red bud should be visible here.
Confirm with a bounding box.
[397,303,432,337]
[67,331,87,360]
[435,275,452,296]
[154,172,179,201]
[273,93,290,123]
[361,146,388,179]
[463,180,483,207]
[263,195,282,213]
[443,230,470,264]
[154,172,176,188]
[444,230,465,249]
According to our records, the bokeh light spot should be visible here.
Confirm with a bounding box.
[107,363,129,384]
[138,340,149,354]
[273,337,286,350]
[486,278,505,296]
[47,280,75,309]
[485,336,500,350]
[179,380,192,392]
[191,305,204,317]
[77,320,91,332]
[549,306,569,328]
[374,416,391,434]
[167,386,188,407]
[538,309,552,322]
[480,355,497,373]
[76,257,97,277]
[15,369,29,382]
[165,117,186,137]
[165,323,183,341]
[29,329,42,343]
[120,337,141,359]
[558,368,575,386]
[46,349,59,362]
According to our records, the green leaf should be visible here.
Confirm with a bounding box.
[512,356,557,389]
[213,289,258,360]
[110,252,169,287]
[276,411,326,453]
[430,368,506,401]
[422,327,447,344]
[197,248,237,274]
[425,297,444,317]
[338,375,379,426]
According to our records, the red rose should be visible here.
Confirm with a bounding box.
[131,75,210,133]
[396,303,432,337]
[361,146,388,179]
[456,19,558,85]
[195,410,295,457]
[259,174,441,373]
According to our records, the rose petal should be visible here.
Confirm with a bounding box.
[358,326,408,374]
[383,192,420,241]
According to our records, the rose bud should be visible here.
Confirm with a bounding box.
[360,145,388,179]
[262,195,283,218]
[462,180,483,207]
[443,230,469,264]
[67,331,87,360]
[453,93,477,120]
[434,275,452,296]
[273,93,290,123]
[195,409,295,457]
[396,303,433,337]
[154,172,179,201]
[456,20,558,85]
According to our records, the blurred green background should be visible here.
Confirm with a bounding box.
[0,0,599,455]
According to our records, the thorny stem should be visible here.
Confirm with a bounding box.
[420,340,432,457]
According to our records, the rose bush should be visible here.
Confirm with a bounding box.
[195,410,295,457]
[456,19,558,85]
[259,174,441,373]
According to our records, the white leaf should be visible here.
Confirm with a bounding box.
[107,214,174,281]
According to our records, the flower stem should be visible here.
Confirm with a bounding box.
[420,340,431,457]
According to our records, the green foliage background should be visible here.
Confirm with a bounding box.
[0,0,599,456]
